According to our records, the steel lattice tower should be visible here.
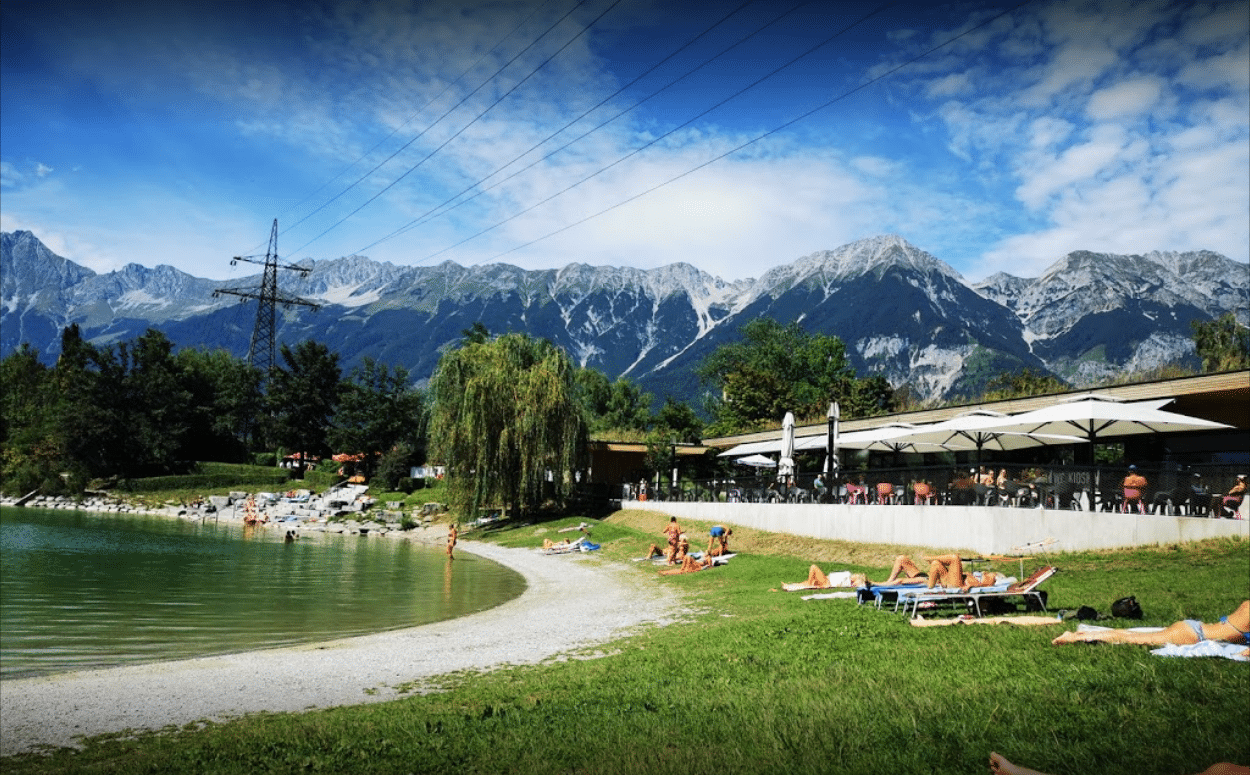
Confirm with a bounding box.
[214,219,320,382]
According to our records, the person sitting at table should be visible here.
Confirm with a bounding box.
[1209,474,1247,517]
[1122,465,1149,513]
[948,470,978,506]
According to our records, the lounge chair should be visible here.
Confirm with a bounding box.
[896,566,1058,618]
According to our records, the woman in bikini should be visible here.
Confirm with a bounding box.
[1051,600,1250,653]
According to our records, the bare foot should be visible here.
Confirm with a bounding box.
[1051,630,1085,645]
[990,752,1049,775]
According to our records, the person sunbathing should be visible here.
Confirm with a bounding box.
[878,554,930,585]
[990,751,1249,775]
[658,554,715,575]
[924,554,999,593]
[1051,600,1250,652]
[874,554,997,591]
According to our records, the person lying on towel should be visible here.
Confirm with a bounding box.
[658,554,716,575]
[1052,600,1250,655]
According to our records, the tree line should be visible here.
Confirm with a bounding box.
[5,312,1242,514]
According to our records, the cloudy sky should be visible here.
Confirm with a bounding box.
[2,0,1247,282]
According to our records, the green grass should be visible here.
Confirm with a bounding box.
[4,511,1247,775]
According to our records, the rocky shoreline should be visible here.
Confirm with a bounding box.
[0,488,449,541]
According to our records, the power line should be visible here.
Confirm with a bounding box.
[287,0,619,259]
[418,1,899,263]
[485,0,1037,262]
[270,0,563,248]
[356,0,812,256]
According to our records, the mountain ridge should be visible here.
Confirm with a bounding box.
[3,229,1245,404]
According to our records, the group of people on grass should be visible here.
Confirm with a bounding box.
[643,516,733,574]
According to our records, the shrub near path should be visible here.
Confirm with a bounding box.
[3,512,1247,775]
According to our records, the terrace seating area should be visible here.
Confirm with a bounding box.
[623,464,1247,518]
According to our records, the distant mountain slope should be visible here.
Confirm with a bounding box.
[4,230,1246,404]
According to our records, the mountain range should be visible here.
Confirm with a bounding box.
[3,230,1246,405]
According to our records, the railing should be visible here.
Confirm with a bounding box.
[613,463,1247,517]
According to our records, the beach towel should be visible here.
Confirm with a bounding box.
[909,614,1063,627]
[1151,641,1250,661]
[799,591,859,601]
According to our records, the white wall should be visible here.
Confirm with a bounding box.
[625,502,1249,555]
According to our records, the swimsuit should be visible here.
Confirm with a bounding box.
[1220,615,1250,644]
[1183,619,1205,641]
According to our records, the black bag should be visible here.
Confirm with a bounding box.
[1111,596,1143,619]
[1075,605,1100,620]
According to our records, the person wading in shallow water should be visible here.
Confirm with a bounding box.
[446,522,458,559]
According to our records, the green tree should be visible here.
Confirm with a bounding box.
[174,348,265,462]
[121,329,193,473]
[980,368,1068,402]
[267,341,342,475]
[0,344,59,493]
[654,396,702,444]
[1192,313,1250,372]
[429,333,586,518]
[329,358,426,482]
[575,368,652,435]
[699,317,891,434]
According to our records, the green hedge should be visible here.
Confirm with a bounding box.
[122,472,290,492]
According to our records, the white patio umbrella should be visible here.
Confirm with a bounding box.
[834,422,964,453]
[778,411,796,479]
[735,454,778,468]
[891,410,1086,464]
[935,396,1233,510]
[988,394,1231,446]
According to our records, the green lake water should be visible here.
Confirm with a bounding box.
[0,507,525,680]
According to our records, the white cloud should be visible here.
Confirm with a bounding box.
[1085,76,1166,121]
[0,161,22,188]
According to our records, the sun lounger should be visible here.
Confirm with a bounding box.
[896,566,1057,617]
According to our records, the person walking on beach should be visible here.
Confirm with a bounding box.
[446,522,458,559]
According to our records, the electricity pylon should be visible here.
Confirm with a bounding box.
[213,219,320,383]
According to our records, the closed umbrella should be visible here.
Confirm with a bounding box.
[778,411,796,480]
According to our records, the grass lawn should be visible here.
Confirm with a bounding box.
[4,510,1247,775]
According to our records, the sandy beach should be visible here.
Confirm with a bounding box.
[0,539,687,757]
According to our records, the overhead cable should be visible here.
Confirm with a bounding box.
[288,0,622,259]
[483,0,1036,262]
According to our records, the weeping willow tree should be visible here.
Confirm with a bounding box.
[429,333,587,518]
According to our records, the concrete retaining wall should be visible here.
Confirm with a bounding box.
[625,501,1249,555]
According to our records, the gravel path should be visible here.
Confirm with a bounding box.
[0,541,687,756]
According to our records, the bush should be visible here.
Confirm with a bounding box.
[397,477,415,494]
[253,451,277,467]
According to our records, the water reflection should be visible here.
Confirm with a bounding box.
[0,508,525,679]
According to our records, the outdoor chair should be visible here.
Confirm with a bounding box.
[1121,486,1145,514]
[913,482,936,505]
[845,483,867,504]
[875,482,895,505]
[896,566,1058,618]
[1050,481,1082,510]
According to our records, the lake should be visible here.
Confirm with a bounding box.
[0,507,525,679]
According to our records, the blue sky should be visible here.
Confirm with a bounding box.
[2,0,1247,283]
